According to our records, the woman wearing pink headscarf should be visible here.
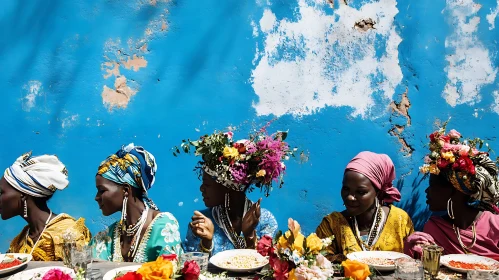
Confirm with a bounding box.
[316,151,414,262]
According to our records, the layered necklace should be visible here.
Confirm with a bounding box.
[116,203,150,260]
[212,194,251,249]
[352,202,385,251]
[453,222,476,253]
[25,210,53,255]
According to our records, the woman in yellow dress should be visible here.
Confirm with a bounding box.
[316,151,414,262]
[1,152,91,261]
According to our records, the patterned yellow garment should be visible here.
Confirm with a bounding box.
[8,213,91,261]
[316,205,414,258]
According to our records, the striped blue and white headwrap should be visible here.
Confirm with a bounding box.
[3,152,69,197]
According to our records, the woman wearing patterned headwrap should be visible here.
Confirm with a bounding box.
[2,152,91,261]
[405,128,499,260]
[91,144,182,262]
[316,151,414,262]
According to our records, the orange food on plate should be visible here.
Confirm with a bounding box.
[0,259,22,269]
[448,260,493,270]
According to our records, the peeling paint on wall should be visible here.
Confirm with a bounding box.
[250,0,402,118]
[100,5,169,110]
[389,89,414,156]
[22,81,43,112]
[487,1,499,30]
[443,0,497,107]
[61,114,79,129]
[102,76,137,110]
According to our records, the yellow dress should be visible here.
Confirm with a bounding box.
[8,213,91,261]
[316,205,414,259]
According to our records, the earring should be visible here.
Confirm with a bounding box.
[23,198,28,218]
[120,191,129,233]
[224,192,230,211]
[447,198,455,219]
[375,197,380,208]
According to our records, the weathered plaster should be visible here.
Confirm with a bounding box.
[251,0,402,118]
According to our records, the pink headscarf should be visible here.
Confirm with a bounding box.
[345,151,401,204]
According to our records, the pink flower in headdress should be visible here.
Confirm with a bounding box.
[225,131,233,139]
[448,129,461,139]
[230,162,249,184]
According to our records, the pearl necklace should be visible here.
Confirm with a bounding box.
[25,210,53,255]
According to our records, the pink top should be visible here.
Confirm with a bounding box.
[424,211,499,260]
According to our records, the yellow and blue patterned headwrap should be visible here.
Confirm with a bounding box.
[97,143,159,210]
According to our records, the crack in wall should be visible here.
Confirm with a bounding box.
[388,88,414,156]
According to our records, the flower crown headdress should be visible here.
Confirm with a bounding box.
[419,122,492,195]
[174,126,296,196]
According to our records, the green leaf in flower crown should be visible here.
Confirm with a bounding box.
[274,230,282,243]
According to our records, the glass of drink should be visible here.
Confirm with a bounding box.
[421,245,443,279]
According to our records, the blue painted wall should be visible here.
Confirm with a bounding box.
[1,0,499,251]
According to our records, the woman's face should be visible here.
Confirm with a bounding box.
[95,175,125,216]
[200,172,226,208]
[341,171,377,216]
[426,174,454,212]
[0,177,23,220]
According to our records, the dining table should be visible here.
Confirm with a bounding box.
[0,261,466,280]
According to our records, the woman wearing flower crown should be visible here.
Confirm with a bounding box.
[91,144,183,262]
[316,151,414,262]
[178,129,289,255]
[404,127,499,260]
[2,152,91,261]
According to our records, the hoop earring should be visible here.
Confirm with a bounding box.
[224,192,230,211]
[23,198,28,218]
[120,191,129,233]
[375,197,380,208]
[447,198,455,219]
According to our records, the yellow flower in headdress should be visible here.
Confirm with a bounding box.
[223,147,239,159]
[419,164,430,173]
[429,164,440,175]
[441,151,456,163]
[256,170,266,177]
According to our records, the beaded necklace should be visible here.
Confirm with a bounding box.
[353,204,384,251]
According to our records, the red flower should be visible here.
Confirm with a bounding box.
[182,260,200,280]
[452,156,475,175]
[440,135,451,143]
[437,158,450,169]
[271,258,290,280]
[429,132,438,142]
[160,254,177,261]
[115,272,142,280]
[257,235,274,256]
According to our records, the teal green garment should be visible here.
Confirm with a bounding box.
[91,212,183,262]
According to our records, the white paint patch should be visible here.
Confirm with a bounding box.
[194,198,199,203]
[158,134,161,138]
[487,0,499,30]
[250,20,259,37]
[61,114,79,129]
[22,81,43,112]
[250,0,403,118]
[443,0,497,107]
[178,202,184,207]
[492,91,499,114]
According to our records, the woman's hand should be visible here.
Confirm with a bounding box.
[190,211,215,242]
[242,198,261,237]
[404,232,436,259]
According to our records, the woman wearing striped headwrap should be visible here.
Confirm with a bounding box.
[91,144,182,263]
[405,127,499,260]
[2,152,91,261]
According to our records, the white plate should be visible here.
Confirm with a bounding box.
[209,249,268,273]
[8,266,74,280]
[103,265,142,280]
[0,253,31,275]
[346,251,412,271]
[440,254,499,273]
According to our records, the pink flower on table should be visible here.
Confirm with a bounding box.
[256,235,273,256]
[42,268,72,280]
